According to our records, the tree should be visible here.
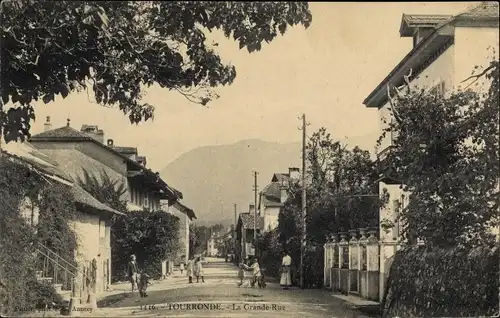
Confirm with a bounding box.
[0,1,312,142]
[380,58,499,247]
[76,169,180,280]
[278,128,379,249]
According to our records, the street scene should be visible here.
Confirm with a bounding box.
[0,1,499,318]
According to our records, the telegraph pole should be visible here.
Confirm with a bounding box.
[299,113,308,289]
[252,171,259,241]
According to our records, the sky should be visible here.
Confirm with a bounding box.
[27,2,473,172]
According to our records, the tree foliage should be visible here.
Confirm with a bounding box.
[380,58,500,247]
[278,128,379,249]
[0,0,312,142]
[76,169,180,281]
[111,210,180,281]
[0,155,76,314]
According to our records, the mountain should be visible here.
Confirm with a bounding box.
[160,139,301,226]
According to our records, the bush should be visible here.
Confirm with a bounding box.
[110,210,180,282]
[382,244,499,317]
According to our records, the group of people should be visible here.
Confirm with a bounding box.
[185,256,205,284]
[127,254,150,297]
[126,251,293,295]
[236,250,292,290]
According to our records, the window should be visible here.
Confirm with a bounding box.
[99,220,106,238]
[130,187,134,203]
[144,193,149,209]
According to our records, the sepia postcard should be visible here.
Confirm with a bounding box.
[0,1,499,317]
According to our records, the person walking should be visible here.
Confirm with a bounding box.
[280,250,292,290]
[127,254,139,292]
[195,257,205,283]
[186,257,194,284]
[241,257,263,288]
[180,261,185,275]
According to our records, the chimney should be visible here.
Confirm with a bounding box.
[44,116,52,132]
[249,204,255,214]
[289,167,300,179]
[107,139,114,147]
[137,156,147,167]
[80,125,104,144]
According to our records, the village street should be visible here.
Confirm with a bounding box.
[92,258,377,317]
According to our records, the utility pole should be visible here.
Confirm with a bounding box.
[298,113,308,289]
[252,171,259,241]
[234,203,237,255]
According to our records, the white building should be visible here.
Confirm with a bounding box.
[362,1,499,300]
[258,167,300,232]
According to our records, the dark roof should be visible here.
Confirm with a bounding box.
[399,14,453,36]
[30,125,182,201]
[172,201,197,220]
[271,173,290,183]
[238,213,264,230]
[364,1,499,108]
[260,181,285,208]
[30,126,94,141]
[72,186,125,216]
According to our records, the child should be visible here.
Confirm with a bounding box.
[138,272,150,298]
[237,263,245,287]
[180,262,184,275]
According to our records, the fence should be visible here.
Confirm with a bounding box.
[324,228,381,302]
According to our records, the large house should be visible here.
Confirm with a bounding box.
[362,1,499,300]
[258,167,300,232]
[30,117,182,211]
[28,117,185,285]
[2,141,124,299]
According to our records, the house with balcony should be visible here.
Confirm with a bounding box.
[235,205,264,262]
[2,140,124,300]
[258,167,300,232]
[361,1,499,301]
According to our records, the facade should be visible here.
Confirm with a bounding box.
[355,2,499,302]
[235,206,264,262]
[258,167,300,232]
[30,118,182,212]
[168,201,196,264]
[29,118,183,284]
[2,141,124,297]
[206,234,218,257]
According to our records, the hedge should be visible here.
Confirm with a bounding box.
[382,244,499,317]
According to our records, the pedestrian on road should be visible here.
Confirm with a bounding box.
[127,254,139,292]
[241,257,263,288]
[237,263,245,287]
[138,271,150,298]
[186,257,194,284]
[195,257,205,283]
[280,250,292,290]
[180,261,184,275]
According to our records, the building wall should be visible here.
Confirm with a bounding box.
[31,142,129,203]
[454,26,500,92]
[262,206,280,232]
[70,211,111,295]
[169,207,190,264]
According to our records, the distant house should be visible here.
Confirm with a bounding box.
[258,167,300,232]
[167,201,196,264]
[2,141,124,297]
[362,1,499,301]
[235,205,264,261]
[30,117,182,213]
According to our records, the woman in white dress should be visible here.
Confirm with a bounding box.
[280,251,292,289]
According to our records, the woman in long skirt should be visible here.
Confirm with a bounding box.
[280,251,292,290]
